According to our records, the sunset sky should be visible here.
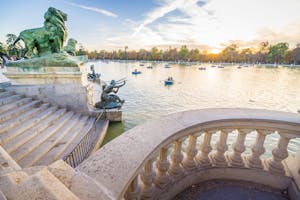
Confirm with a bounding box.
[1,0,300,51]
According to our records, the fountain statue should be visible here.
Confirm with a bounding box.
[95,79,126,109]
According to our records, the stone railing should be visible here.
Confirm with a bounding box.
[77,108,300,200]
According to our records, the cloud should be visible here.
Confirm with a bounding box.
[131,0,209,37]
[87,0,300,51]
[67,2,118,18]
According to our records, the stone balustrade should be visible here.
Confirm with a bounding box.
[77,108,300,200]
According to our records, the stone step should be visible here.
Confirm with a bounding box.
[54,116,90,160]
[1,168,79,200]
[0,100,42,123]
[0,91,14,99]
[33,116,88,166]
[47,160,106,200]
[0,190,7,200]
[15,111,76,168]
[21,160,107,200]
[33,113,83,166]
[0,171,29,199]
[58,117,95,162]
[3,109,66,159]
[0,146,21,171]
[0,97,32,115]
[0,103,51,143]
[0,94,22,106]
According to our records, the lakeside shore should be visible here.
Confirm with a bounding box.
[89,59,300,68]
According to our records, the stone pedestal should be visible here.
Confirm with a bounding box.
[88,108,122,122]
[4,54,91,114]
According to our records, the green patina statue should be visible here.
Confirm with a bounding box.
[95,79,126,109]
[13,7,67,57]
[64,38,78,56]
[7,7,87,68]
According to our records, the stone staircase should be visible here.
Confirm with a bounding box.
[0,152,105,200]
[0,88,96,168]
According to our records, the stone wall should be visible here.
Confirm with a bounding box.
[6,83,89,114]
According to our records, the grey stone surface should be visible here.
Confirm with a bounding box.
[6,84,89,113]
[173,180,289,200]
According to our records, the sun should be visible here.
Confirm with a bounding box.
[210,49,221,54]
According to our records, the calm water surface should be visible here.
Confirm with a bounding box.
[88,61,300,153]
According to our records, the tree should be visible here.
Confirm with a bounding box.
[6,33,22,58]
[163,47,178,61]
[267,42,289,64]
[117,49,124,60]
[256,41,269,63]
[138,49,148,60]
[150,47,160,60]
[189,49,200,61]
[124,46,128,60]
[220,44,238,62]
[239,48,253,63]
[291,43,300,65]
[99,50,105,59]
[178,45,189,61]
[76,44,88,56]
[0,42,7,56]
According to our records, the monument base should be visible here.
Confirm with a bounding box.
[5,53,87,84]
[6,83,89,114]
[89,108,122,122]
[4,54,90,113]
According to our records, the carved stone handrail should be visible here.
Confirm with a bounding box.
[77,108,300,200]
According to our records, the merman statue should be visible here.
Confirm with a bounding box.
[95,79,126,109]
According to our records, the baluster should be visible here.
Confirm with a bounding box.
[210,130,229,167]
[246,130,270,169]
[141,159,155,199]
[154,147,170,188]
[265,133,295,175]
[228,129,248,167]
[182,134,198,171]
[169,140,184,179]
[125,176,140,200]
[195,131,213,167]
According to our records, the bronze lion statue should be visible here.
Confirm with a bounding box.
[64,38,78,56]
[14,7,68,57]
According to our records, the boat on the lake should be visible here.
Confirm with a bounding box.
[164,77,174,85]
[211,65,216,68]
[165,64,171,68]
[147,66,153,69]
[237,66,242,69]
[139,63,144,66]
[132,69,142,75]
[198,67,206,70]
[218,66,224,68]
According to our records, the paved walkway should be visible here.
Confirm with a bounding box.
[173,180,289,200]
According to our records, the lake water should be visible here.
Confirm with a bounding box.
[88,60,300,153]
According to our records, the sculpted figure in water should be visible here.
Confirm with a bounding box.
[95,79,126,109]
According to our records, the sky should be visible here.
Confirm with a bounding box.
[1,0,300,52]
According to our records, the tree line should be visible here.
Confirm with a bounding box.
[1,33,300,65]
[79,42,300,65]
